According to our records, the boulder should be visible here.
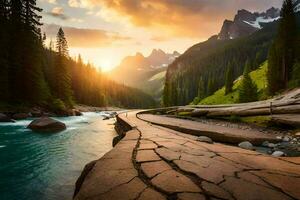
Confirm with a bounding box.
[238,141,254,150]
[272,151,285,157]
[197,136,213,144]
[27,117,66,132]
[74,109,83,116]
[0,113,14,122]
[12,113,30,120]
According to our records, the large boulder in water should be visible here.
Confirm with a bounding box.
[0,113,14,122]
[27,117,66,132]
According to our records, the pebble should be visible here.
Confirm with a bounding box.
[276,136,283,140]
[272,151,285,157]
[268,143,276,148]
[295,132,300,137]
[197,136,213,144]
[283,136,291,142]
[238,141,254,150]
[262,141,269,147]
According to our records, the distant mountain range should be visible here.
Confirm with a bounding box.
[108,49,180,100]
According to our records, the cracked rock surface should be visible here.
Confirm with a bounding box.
[74,111,300,200]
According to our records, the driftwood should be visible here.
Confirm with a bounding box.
[271,114,300,128]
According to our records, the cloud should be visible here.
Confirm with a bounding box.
[68,0,81,8]
[46,7,69,20]
[42,24,132,48]
[78,0,283,38]
[47,0,57,4]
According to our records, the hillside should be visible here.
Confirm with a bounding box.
[198,62,268,105]
[163,8,300,107]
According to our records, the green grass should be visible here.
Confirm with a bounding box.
[199,61,268,105]
[221,115,272,127]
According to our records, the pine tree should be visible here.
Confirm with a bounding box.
[238,62,258,103]
[54,28,73,106]
[267,0,297,94]
[197,77,206,99]
[0,0,9,102]
[207,76,215,95]
[225,63,234,95]
[289,62,300,87]
[22,0,50,103]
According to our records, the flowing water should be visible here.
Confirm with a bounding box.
[0,112,117,200]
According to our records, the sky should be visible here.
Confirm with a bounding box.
[38,0,283,71]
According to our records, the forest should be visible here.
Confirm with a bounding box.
[0,0,156,111]
[163,0,300,106]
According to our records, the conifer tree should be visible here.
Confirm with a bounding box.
[197,77,206,99]
[55,28,73,106]
[267,0,297,94]
[0,0,9,101]
[238,62,258,103]
[289,62,300,87]
[225,63,234,95]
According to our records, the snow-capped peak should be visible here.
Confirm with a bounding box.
[243,16,280,29]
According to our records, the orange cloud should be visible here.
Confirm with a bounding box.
[80,0,282,38]
[42,24,131,48]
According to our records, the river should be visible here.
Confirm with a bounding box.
[0,112,117,200]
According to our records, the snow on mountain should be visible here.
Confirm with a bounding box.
[243,16,280,29]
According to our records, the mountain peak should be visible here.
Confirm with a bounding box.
[218,7,280,40]
[149,49,166,58]
[135,52,145,58]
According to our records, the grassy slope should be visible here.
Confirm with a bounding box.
[199,61,268,105]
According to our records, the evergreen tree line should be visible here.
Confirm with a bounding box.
[163,0,300,106]
[267,0,300,94]
[0,0,156,110]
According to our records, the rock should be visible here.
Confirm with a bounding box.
[12,113,29,120]
[238,141,254,150]
[74,109,83,116]
[31,111,43,118]
[103,116,110,120]
[262,141,269,147]
[112,135,123,147]
[197,136,213,144]
[27,117,66,132]
[74,160,97,198]
[282,136,291,142]
[268,143,276,148]
[0,113,14,122]
[276,136,283,140]
[272,151,285,157]
[295,132,300,137]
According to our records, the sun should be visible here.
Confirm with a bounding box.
[97,59,114,72]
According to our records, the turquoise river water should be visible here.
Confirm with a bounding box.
[0,112,117,200]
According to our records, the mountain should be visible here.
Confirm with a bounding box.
[218,7,280,40]
[163,7,300,106]
[109,49,180,100]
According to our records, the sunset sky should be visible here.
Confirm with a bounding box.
[38,0,283,71]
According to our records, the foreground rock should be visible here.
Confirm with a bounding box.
[0,113,14,122]
[74,111,300,200]
[27,117,66,132]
